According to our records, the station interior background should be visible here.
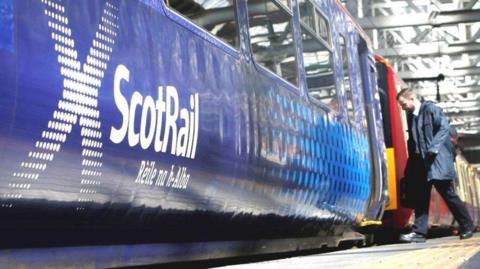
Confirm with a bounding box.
[344,0,480,170]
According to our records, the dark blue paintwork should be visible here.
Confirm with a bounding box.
[0,0,387,266]
[0,0,14,52]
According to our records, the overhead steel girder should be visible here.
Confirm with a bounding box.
[453,67,480,77]
[358,9,480,30]
[438,101,480,109]
[419,86,480,96]
[444,102,480,110]
[376,43,480,57]
[445,109,480,117]
[443,109,480,118]
[398,68,480,80]
[450,118,480,126]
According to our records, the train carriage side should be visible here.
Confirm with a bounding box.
[354,35,389,224]
[0,0,264,245]
[0,0,387,266]
[294,0,388,228]
[226,0,387,240]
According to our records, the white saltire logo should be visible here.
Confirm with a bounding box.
[4,0,119,210]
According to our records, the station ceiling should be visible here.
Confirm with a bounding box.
[344,0,480,168]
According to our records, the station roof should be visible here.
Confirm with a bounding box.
[345,0,480,169]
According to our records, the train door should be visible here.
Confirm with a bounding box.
[375,62,397,211]
[357,39,387,221]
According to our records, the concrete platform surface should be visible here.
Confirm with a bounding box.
[213,233,480,269]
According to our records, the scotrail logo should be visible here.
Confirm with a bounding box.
[5,0,200,210]
[6,0,120,210]
[110,65,200,159]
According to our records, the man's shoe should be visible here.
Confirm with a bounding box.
[460,228,475,240]
[399,232,426,243]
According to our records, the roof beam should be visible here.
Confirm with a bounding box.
[444,106,480,115]
[377,42,480,57]
[405,0,422,13]
[369,0,431,9]
[359,15,431,30]
[446,110,480,118]
[452,67,480,76]
[398,68,480,80]
[358,9,480,29]
[412,28,431,43]
[419,85,480,96]
[450,117,480,126]
[437,100,480,108]
[466,0,479,9]
[469,27,480,41]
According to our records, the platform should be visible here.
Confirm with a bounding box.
[213,234,480,269]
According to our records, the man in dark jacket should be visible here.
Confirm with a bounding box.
[396,88,475,243]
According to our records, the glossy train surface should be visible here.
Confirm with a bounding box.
[0,0,387,266]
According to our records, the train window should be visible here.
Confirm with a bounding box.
[164,0,239,48]
[298,0,315,30]
[298,0,330,43]
[339,35,355,122]
[277,0,292,10]
[315,10,330,42]
[247,0,299,86]
[298,1,336,110]
[300,26,336,110]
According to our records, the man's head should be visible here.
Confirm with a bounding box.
[396,88,417,112]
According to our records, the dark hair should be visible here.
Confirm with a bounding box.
[396,88,415,100]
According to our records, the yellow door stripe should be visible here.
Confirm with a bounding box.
[385,148,397,210]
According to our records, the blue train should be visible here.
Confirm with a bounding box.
[0,0,388,267]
